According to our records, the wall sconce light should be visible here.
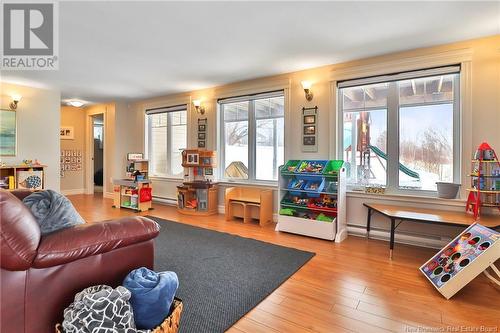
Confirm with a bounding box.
[10,94,22,110]
[193,99,205,115]
[301,81,314,101]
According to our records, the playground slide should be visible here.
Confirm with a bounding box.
[368,145,420,179]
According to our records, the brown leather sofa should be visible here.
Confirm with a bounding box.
[0,190,160,333]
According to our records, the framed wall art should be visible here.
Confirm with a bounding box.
[0,109,16,156]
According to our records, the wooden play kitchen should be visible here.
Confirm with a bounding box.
[225,187,273,226]
[112,154,152,212]
[276,160,347,242]
[176,149,218,216]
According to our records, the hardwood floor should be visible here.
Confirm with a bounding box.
[69,194,500,333]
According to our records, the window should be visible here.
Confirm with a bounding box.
[339,66,460,193]
[145,105,187,178]
[219,91,284,182]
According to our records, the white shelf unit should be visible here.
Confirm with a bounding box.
[275,160,347,242]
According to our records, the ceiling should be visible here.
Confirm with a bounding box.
[2,1,499,103]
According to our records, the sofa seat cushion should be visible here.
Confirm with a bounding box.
[33,217,159,268]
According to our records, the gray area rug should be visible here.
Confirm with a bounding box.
[147,216,315,333]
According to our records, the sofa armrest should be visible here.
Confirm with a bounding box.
[10,190,35,201]
[33,216,159,268]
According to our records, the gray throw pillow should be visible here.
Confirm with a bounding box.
[23,190,85,235]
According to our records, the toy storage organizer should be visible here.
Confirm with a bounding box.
[276,160,347,242]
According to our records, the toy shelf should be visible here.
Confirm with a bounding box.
[466,142,500,218]
[276,160,347,242]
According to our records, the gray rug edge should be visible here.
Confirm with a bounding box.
[146,215,316,330]
[145,215,316,257]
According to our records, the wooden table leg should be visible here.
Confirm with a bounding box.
[389,218,396,260]
[366,208,372,239]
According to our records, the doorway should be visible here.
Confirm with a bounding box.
[92,114,104,194]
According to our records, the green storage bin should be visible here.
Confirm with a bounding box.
[281,160,302,174]
[323,160,343,177]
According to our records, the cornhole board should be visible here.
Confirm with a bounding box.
[420,223,500,299]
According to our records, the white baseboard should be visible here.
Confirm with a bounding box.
[103,192,114,199]
[152,196,177,206]
[347,224,450,249]
[61,188,85,195]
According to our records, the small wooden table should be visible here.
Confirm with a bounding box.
[363,203,500,259]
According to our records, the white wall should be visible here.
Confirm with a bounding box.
[0,82,61,191]
[116,35,500,247]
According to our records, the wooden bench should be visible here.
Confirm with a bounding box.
[364,203,500,259]
[225,187,273,226]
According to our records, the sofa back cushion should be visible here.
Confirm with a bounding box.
[0,190,41,270]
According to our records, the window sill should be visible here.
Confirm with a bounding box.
[217,180,278,189]
[149,176,184,182]
[347,190,466,207]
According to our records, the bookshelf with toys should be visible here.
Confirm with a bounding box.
[466,142,500,219]
[276,160,347,242]
[0,160,46,191]
[177,149,218,216]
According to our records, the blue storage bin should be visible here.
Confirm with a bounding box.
[304,179,325,198]
[287,178,306,195]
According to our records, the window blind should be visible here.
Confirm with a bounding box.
[337,65,460,89]
[145,104,187,115]
[218,90,284,105]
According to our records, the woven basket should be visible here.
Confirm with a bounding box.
[56,298,183,333]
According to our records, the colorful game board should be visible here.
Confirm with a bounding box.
[420,223,500,299]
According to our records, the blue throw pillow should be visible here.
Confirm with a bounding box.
[23,190,85,235]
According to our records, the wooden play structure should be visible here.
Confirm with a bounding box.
[225,187,273,226]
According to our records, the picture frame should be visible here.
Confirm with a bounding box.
[187,153,199,165]
[198,140,206,148]
[198,132,206,140]
[303,136,316,146]
[198,124,206,132]
[0,109,16,156]
[304,125,316,135]
[205,168,213,176]
[303,115,316,124]
[60,126,74,140]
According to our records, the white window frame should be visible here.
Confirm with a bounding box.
[218,90,285,184]
[337,66,461,196]
[329,48,474,198]
[145,104,187,179]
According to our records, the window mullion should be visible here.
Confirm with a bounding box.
[248,101,256,181]
[219,104,225,180]
[386,82,400,192]
[166,113,172,176]
[453,74,461,184]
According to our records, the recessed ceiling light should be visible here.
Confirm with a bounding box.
[67,100,85,107]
